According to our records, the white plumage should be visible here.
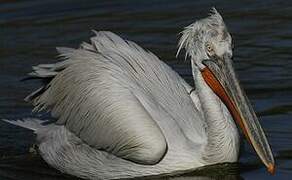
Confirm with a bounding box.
[3,9,249,179]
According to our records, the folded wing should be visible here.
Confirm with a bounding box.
[26,31,206,164]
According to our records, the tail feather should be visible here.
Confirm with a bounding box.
[24,86,47,102]
[1,118,48,132]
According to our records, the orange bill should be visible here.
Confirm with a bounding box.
[201,56,275,174]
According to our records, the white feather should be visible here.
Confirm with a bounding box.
[3,8,241,180]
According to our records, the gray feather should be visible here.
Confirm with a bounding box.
[21,30,208,178]
[1,118,47,132]
[3,8,244,179]
[20,31,212,179]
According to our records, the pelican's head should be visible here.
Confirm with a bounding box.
[178,8,275,174]
[177,8,232,68]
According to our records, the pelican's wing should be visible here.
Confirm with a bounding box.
[26,31,206,164]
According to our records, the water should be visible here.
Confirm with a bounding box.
[0,0,291,179]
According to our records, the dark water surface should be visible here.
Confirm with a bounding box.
[0,0,292,179]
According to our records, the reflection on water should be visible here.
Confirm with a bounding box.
[0,0,292,179]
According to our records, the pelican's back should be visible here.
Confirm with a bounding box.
[23,31,207,179]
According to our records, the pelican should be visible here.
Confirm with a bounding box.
[3,8,275,179]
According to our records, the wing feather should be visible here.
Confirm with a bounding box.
[26,31,207,164]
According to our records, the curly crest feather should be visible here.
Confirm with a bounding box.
[177,7,227,59]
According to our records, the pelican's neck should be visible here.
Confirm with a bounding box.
[191,61,239,164]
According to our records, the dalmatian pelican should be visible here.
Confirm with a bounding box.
[3,8,275,180]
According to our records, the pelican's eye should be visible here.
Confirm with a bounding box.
[207,44,213,52]
[207,45,212,52]
[206,43,215,57]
